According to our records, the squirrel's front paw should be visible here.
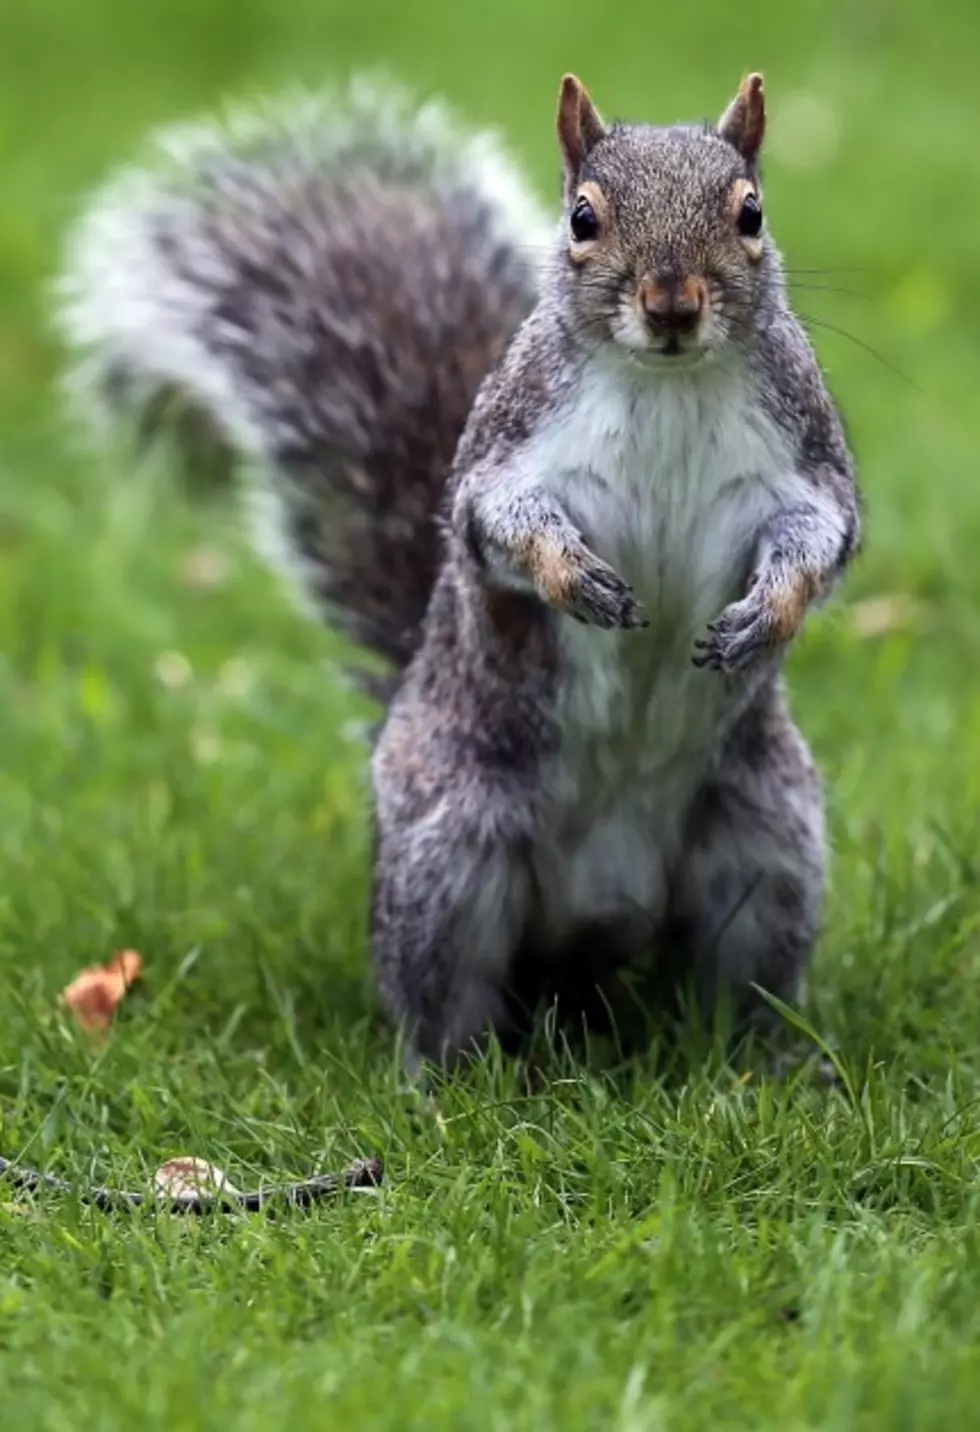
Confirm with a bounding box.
[531,531,648,631]
[693,567,813,672]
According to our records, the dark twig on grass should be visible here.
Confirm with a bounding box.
[0,1154,384,1214]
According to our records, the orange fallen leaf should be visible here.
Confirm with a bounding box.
[60,950,143,1033]
[154,1157,242,1204]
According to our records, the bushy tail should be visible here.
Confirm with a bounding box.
[56,78,547,687]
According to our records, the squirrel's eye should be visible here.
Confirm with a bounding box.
[737,193,763,238]
[570,197,600,243]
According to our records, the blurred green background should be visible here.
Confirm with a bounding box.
[3,0,980,881]
[4,0,980,608]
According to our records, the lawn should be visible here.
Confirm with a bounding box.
[2,0,980,1426]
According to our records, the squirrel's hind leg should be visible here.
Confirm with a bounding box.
[668,681,826,1039]
[369,753,534,1072]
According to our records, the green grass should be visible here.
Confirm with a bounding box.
[3,0,980,1425]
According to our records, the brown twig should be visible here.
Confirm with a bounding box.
[0,1154,384,1214]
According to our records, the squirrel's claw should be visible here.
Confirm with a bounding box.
[536,533,648,631]
[696,564,815,672]
[568,572,649,630]
[693,592,774,672]
[567,564,649,630]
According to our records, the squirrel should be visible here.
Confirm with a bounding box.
[57,70,860,1070]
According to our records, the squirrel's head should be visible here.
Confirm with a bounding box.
[556,73,773,364]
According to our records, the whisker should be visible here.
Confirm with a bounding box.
[796,314,923,393]
[788,283,873,302]
[719,307,919,391]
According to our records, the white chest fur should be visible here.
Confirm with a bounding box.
[531,354,795,933]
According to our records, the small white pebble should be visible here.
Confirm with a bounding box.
[154,1157,242,1203]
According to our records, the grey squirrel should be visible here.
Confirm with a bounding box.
[57,70,860,1069]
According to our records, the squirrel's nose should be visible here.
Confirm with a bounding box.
[638,275,707,338]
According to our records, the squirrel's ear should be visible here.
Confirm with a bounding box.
[557,74,607,197]
[717,73,766,165]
